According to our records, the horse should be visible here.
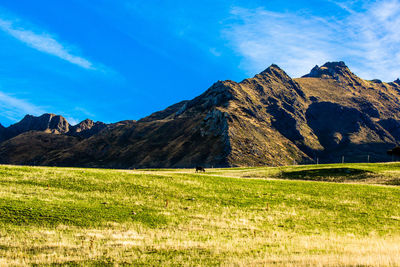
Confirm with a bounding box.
[195,166,205,173]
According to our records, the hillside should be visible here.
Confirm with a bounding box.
[0,123,5,143]
[1,62,400,168]
[0,132,79,165]
[0,164,399,265]
[0,113,108,141]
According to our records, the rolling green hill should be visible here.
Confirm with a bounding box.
[0,163,399,265]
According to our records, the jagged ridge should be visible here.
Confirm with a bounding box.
[1,61,400,167]
[0,114,108,142]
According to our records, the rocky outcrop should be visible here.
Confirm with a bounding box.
[304,61,349,79]
[41,81,238,168]
[69,119,107,138]
[7,113,70,137]
[139,101,189,122]
[302,61,364,87]
[0,114,110,143]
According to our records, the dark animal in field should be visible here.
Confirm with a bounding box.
[195,166,205,173]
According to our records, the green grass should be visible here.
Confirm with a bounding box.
[0,163,399,265]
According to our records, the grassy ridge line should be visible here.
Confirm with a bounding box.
[201,162,400,185]
[0,164,399,265]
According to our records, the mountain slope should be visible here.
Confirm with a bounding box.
[0,123,5,143]
[68,119,107,138]
[0,61,399,167]
[0,114,108,142]
[42,68,314,168]
[43,87,231,168]
[7,114,70,137]
[296,62,400,161]
[0,132,78,165]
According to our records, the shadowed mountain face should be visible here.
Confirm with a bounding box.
[0,132,79,165]
[1,61,400,168]
[69,119,107,139]
[0,123,6,143]
[0,114,108,142]
[7,114,70,136]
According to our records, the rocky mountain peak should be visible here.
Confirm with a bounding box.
[0,113,109,142]
[302,61,352,79]
[262,64,282,72]
[74,119,95,130]
[181,80,235,115]
[8,113,70,135]
[47,114,70,133]
[258,64,290,80]
[69,118,107,138]
[1,61,400,168]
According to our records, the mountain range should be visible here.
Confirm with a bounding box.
[1,61,399,168]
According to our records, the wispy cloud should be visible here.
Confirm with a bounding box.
[0,16,94,69]
[0,91,44,123]
[225,0,400,81]
[74,107,95,118]
[64,116,79,126]
[346,0,400,79]
[225,7,337,78]
[0,91,85,126]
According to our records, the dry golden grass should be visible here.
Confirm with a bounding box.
[0,164,399,266]
[1,224,399,266]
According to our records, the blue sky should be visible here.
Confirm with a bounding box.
[0,0,399,126]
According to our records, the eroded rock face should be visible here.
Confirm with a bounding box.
[139,101,189,122]
[69,119,107,138]
[181,80,235,115]
[0,114,109,142]
[303,62,348,79]
[73,119,95,131]
[7,114,70,138]
[302,61,363,86]
[201,109,230,137]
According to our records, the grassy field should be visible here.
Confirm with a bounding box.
[0,163,399,266]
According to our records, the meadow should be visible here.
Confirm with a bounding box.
[0,163,399,266]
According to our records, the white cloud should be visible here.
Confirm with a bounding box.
[0,17,94,69]
[0,91,83,126]
[225,0,400,81]
[0,91,44,123]
[346,0,400,79]
[65,116,79,126]
[74,107,95,118]
[209,47,222,57]
[224,7,339,78]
